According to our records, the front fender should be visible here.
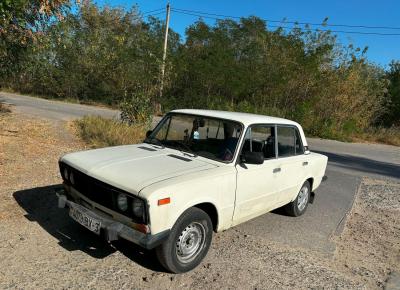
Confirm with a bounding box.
[171,198,221,230]
[141,167,237,235]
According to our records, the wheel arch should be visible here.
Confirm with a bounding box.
[306,177,314,191]
[306,177,315,203]
[193,202,219,232]
[289,176,314,202]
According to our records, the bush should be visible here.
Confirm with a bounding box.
[74,116,148,148]
[119,92,153,125]
[353,126,400,146]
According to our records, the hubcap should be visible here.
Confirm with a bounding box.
[175,222,206,263]
[297,186,309,211]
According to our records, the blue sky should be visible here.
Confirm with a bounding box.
[96,0,400,68]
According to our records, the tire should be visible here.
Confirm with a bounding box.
[284,181,311,217]
[156,207,213,273]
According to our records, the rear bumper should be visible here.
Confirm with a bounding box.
[56,190,169,250]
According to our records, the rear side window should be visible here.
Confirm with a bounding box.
[277,126,304,157]
[277,127,295,157]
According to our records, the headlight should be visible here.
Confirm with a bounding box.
[63,168,69,181]
[117,193,128,211]
[69,172,75,185]
[132,198,144,218]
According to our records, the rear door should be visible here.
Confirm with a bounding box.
[275,126,308,204]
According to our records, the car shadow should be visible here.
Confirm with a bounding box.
[313,150,400,179]
[271,207,289,216]
[13,184,164,272]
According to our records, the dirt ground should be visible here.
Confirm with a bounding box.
[0,110,399,289]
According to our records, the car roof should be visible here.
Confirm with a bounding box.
[171,109,300,127]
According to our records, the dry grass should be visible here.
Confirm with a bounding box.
[74,115,148,148]
[352,126,400,146]
[0,103,11,114]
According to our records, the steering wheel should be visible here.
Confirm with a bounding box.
[221,148,233,161]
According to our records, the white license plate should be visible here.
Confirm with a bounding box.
[69,205,101,235]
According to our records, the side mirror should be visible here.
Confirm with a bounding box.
[146,130,152,138]
[241,151,264,165]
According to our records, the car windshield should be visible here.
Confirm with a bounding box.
[146,113,243,162]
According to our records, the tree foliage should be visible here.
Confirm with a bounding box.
[165,18,387,137]
[4,2,179,105]
[0,1,398,137]
[0,0,69,76]
[382,61,400,126]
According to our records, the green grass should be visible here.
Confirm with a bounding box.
[74,116,148,148]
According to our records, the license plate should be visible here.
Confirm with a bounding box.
[69,205,101,235]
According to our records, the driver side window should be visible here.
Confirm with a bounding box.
[242,125,276,159]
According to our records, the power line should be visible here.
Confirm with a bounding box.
[144,10,166,18]
[142,8,165,15]
[172,7,400,31]
[171,9,400,36]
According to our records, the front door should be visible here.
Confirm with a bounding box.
[233,125,283,225]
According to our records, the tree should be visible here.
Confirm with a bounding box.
[0,0,69,77]
[383,61,400,126]
[0,2,392,138]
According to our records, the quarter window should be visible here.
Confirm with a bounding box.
[295,129,304,154]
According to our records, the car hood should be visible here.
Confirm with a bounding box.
[60,144,217,195]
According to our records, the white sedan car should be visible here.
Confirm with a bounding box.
[57,109,328,273]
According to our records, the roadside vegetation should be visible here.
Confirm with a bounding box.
[1,1,399,144]
[74,116,147,148]
[353,126,400,146]
[0,103,11,114]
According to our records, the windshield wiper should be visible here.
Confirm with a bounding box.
[144,137,165,148]
[168,140,197,157]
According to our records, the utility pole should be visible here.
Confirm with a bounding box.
[159,2,171,100]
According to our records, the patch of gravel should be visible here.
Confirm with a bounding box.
[333,178,400,289]
[0,111,399,289]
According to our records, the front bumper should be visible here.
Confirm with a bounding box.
[56,191,170,250]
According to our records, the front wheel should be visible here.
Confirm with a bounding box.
[156,207,213,273]
[284,181,311,217]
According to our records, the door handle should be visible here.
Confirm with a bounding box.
[273,168,281,173]
[303,161,308,166]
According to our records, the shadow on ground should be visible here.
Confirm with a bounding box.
[314,150,400,179]
[13,184,163,271]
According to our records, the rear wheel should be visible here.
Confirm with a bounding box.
[284,181,311,217]
[156,207,212,273]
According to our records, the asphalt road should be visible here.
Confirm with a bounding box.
[0,92,119,121]
[2,91,399,255]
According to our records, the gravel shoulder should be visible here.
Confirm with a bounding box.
[0,110,399,289]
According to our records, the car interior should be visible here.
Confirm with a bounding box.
[241,126,276,159]
[156,115,303,162]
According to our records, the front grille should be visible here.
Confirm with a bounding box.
[59,162,147,224]
[70,169,115,208]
